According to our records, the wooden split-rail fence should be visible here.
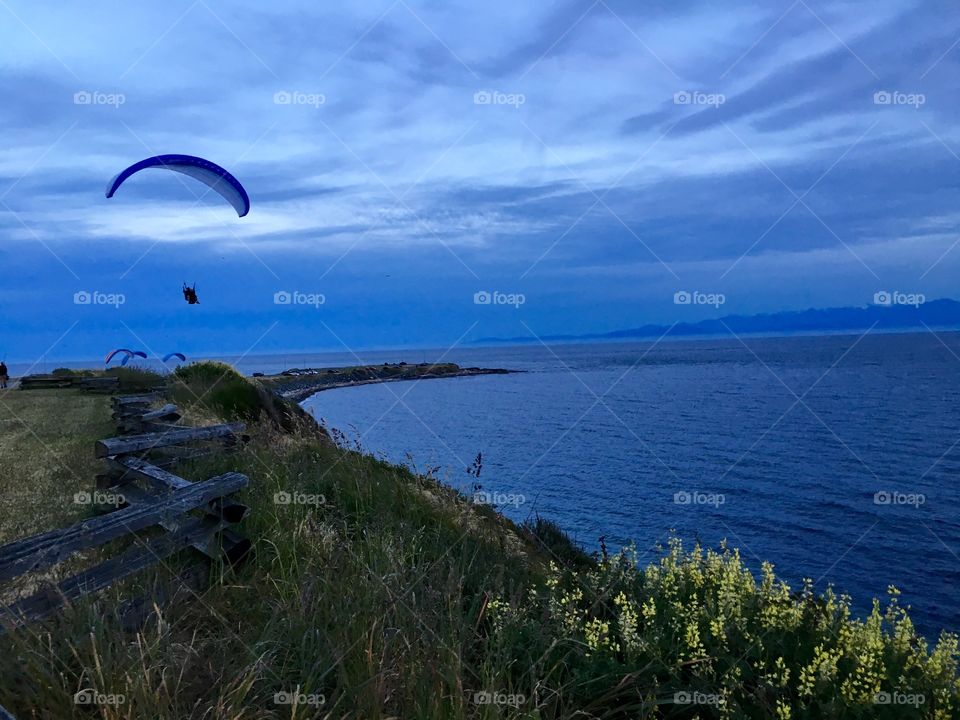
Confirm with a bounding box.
[17,373,122,393]
[0,391,252,636]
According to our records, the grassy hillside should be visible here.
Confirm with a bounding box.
[0,364,957,718]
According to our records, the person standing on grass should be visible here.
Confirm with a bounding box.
[0,361,8,388]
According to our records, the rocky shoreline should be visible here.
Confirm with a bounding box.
[256,362,518,403]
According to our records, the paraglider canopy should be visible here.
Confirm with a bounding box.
[162,352,186,363]
[105,154,250,217]
[105,348,134,365]
[104,349,146,366]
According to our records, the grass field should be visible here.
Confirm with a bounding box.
[0,388,112,543]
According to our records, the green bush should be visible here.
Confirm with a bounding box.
[51,367,96,377]
[172,361,263,420]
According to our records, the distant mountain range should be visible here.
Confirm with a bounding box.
[474,297,960,344]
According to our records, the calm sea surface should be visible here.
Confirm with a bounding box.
[296,333,960,638]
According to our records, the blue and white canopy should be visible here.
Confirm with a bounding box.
[105,154,250,217]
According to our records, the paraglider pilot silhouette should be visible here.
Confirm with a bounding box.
[182,283,200,305]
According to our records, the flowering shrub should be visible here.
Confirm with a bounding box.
[485,539,960,718]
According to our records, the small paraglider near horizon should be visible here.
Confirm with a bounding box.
[162,352,187,363]
[104,349,147,366]
[105,154,250,217]
[182,283,200,305]
[121,351,147,366]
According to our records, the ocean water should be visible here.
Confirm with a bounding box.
[296,333,960,638]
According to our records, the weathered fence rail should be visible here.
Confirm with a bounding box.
[0,390,251,637]
[0,473,248,583]
[96,423,247,457]
[106,456,251,564]
[18,374,120,392]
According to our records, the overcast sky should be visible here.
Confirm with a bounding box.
[1,0,958,361]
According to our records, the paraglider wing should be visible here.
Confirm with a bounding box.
[105,348,135,365]
[121,351,147,366]
[162,352,186,363]
[105,154,250,217]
